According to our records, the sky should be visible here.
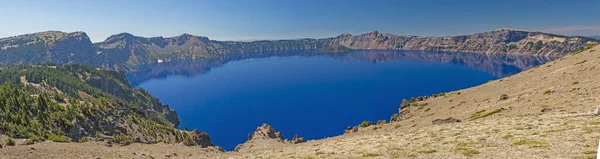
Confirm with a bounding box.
[1,0,599,42]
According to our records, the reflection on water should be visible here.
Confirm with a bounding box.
[126,50,554,86]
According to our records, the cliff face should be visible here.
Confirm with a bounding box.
[1,29,597,69]
[0,31,98,66]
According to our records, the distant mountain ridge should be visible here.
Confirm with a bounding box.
[0,29,597,70]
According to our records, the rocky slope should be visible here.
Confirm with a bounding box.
[1,29,596,69]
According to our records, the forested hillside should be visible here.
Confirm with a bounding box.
[0,64,216,148]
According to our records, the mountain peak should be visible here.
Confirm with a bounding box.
[337,32,352,38]
[102,32,140,43]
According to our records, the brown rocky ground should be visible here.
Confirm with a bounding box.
[1,45,599,159]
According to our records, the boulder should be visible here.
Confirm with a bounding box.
[499,94,509,101]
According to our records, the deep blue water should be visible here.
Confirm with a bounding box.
[126,50,553,150]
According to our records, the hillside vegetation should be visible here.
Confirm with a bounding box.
[0,64,219,149]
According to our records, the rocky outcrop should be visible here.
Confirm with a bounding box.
[247,123,284,142]
[290,135,304,144]
[184,129,222,151]
[235,123,304,152]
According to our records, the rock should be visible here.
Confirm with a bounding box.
[432,117,462,125]
[391,108,412,122]
[185,129,214,148]
[236,123,306,151]
[234,144,243,151]
[215,146,225,152]
[499,94,509,100]
[134,137,142,143]
[390,113,400,122]
[248,123,285,141]
[20,139,35,146]
[541,108,552,113]
[290,135,304,144]
[352,126,359,133]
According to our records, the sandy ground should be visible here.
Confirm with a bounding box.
[1,45,599,159]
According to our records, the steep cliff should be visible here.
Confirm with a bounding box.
[0,29,596,69]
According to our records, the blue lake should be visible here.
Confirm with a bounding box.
[126,50,553,150]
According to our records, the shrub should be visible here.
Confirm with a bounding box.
[512,140,549,148]
[113,134,134,143]
[95,132,104,138]
[362,152,382,157]
[455,147,480,156]
[78,137,88,143]
[47,134,70,143]
[359,121,373,127]
[543,90,555,95]
[574,43,596,54]
[29,135,40,142]
[376,120,387,125]
[469,108,505,121]
[418,149,438,154]
[432,92,446,98]
[5,138,15,146]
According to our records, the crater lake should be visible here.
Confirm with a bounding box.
[126,50,553,150]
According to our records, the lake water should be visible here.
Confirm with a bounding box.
[126,50,553,150]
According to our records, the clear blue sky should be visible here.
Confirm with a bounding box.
[1,0,599,42]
